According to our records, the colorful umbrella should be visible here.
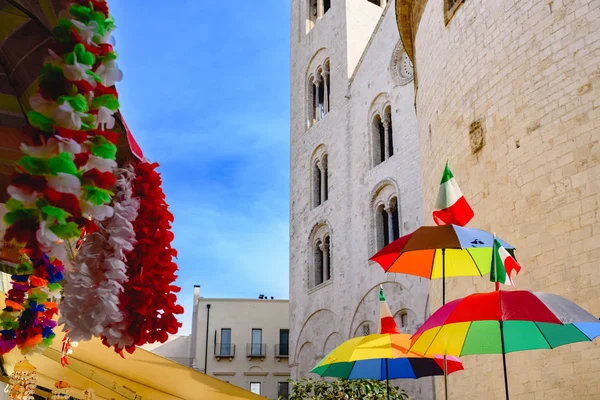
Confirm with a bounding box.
[410,290,600,399]
[311,288,464,399]
[311,334,464,379]
[370,225,514,304]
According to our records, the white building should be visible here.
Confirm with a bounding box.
[289,0,432,398]
[187,286,291,399]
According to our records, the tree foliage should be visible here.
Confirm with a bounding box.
[286,379,410,400]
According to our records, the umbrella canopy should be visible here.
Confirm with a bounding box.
[311,333,463,380]
[410,290,600,356]
[311,287,463,381]
[370,225,514,279]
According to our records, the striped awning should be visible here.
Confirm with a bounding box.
[0,0,143,203]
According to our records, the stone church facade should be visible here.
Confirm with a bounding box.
[289,1,432,398]
[396,0,600,398]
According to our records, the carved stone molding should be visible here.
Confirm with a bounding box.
[390,41,414,86]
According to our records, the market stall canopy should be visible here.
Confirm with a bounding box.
[0,294,264,400]
[0,0,143,203]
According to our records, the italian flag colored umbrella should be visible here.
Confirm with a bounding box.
[370,224,515,304]
[311,288,464,400]
[409,290,600,399]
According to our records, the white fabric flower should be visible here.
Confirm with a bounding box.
[70,20,100,45]
[53,101,85,130]
[47,173,81,195]
[30,92,57,117]
[83,155,117,173]
[81,202,114,221]
[96,106,116,130]
[7,186,38,207]
[96,59,123,87]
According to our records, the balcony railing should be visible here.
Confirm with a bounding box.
[214,343,235,359]
[274,344,289,358]
[246,343,266,358]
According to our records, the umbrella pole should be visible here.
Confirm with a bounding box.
[441,248,448,400]
[444,355,449,400]
[500,321,510,400]
[385,358,390,400]
[442,248,446,305]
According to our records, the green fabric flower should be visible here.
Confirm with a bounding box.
[4,209,36,225]
[65,43,96,66]
[41,205,71,225]
[52,19,73,44]
[27,111,55,132]
[57,94,89,113]
[91,94,119,111]
[16,261,34,276]
[48,152,78,175]
[49,222,81,239]
[17,156,49,175]
[83,185,114,205]
[5,199,23,212]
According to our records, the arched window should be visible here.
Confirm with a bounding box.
[385,106,393,157]
[307,59,331,128]
[371,182,401,251]
[306,0,332,32]
[311,147,328,208]
[313,162,322,208]
[324,60,331,113]
[370,103,393,166]
[355,322,372,337]
[398,311,408,329]
[394,309,416,334]
[389,197,400,241]
[314,239,324,286]
[309,223,332,289]
[322,154,328,202]
[377,204,390,249]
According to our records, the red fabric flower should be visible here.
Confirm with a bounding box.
[103,161,183,353]
[44,189,82,219]
[82,169,116,189]
[10,173,47,192]
[73,152,90,168]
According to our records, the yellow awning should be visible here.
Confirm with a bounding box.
[0,293,265,400]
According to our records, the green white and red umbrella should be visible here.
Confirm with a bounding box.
[409,290,600,399]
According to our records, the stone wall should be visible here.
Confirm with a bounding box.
[290,2,432,398]
[409,0,600,398]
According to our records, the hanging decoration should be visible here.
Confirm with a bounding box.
[83,388,95,400]
[60,332,78,366]
[103,161,183,354]
[59,166,138,345]
[8,359,37,400]
[50,381,71,400]
[0,0,121,355]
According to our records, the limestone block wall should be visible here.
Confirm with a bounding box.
[290,3,431,399]
[409,0,600,398]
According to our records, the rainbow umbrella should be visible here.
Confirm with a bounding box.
[410,290,600,399]
[311,288,463,400]
[370,225,515,304]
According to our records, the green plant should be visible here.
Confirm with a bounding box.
[285,378,410,400]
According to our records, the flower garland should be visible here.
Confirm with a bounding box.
[59,166,138,344]
[0,0,121,355]
[103,162,183,354]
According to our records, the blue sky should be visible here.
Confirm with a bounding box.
[110,1,291,334]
